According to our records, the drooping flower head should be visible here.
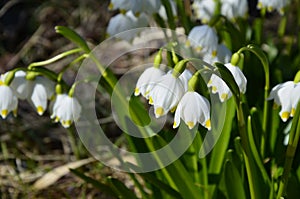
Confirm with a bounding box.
[109,0,161,15]
[149,73,185,118]
[268,81,300,122]
[203,44,232,65]
[173,91,211,130]
[6,70,55,115]
[192,0,216,23]
[187,25,219,57]
[107,11,148,41]
[173,71,211,130]
[135,66,165,99]
[221,0,248,20]
[51,94,82,128]
[208,62,247,102]
[0,73,18,119]
[257,0,289,15]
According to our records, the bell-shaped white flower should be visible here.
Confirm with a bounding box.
[135,67,165,99]
[124,0,160,15]
[0,82,18,119]
[187,25,218,57]
[257,0,288,15]
[221,0,248,20]
[173,91,211,130]
[108,0,136,12]
[29,77,55,115]
[7,71,55,115]
[149,73,185,118]
[109,0,161,15]
[268,81,300,122]
[203,44,232,65]
[51,94,82,128]
[192,0,216,23]
[208,63,247,102]
[107,11,148,41]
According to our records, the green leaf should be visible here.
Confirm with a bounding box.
[108,177,139,199]
[224,160,247,199]
[135,171,182,198]
[214,62,240,100]
[55,26,90,53]
[70,169,117,198]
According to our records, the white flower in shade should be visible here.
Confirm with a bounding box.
[51,94,82,128]
[192,0,216,23]
[221,0,248,20]
[257,0,288,15]
[208,63,247,102]
[7,71,55,115]
[0,81,18,119]
[187,25,218,57]
[173,91,211,130]
[108,0,136,12]
[149,73,185,118]
[140,0,161,15]
[107,11,148,41]
[109,0,161,15]
[135,67,165,99]
[268,81,300,122]
[203,44,232,65]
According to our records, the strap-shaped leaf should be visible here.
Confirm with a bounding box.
[55,26,90,53]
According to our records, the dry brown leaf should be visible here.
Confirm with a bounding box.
[33,157,95,190]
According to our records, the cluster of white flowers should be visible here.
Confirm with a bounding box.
[186,25,232,65]
[107,0,177,41]
[192,0,248,23]
[268,81,300,122]
[0,70,81,128]
[257,0,289,15]
[135,63,211,130]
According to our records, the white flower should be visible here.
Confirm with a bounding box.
[149,73,185,118]
[257,0,288,15]
[109,0,161,15]
[268,81,300,122]
[221,0,248,20]
[0,80,18,119]
[139,0,161,15]
[208,63,247,102]
[203,44,232,64]
[107,11,148,41]
[173,91,211,130]
[29,77,55,115]
[51,94,82,128]
[167,69,193,92]
[135,67,165,99]
[187,25,218,57]
[192,0,216,23]
[108,0,136,12]
[7,71,55,115]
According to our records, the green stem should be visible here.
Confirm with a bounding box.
[238,45,270,158]
[176,0,192,33]
[67,126,81,159]
[276,114,300,198]
[88,51,178,189]
[28,48,83,69]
